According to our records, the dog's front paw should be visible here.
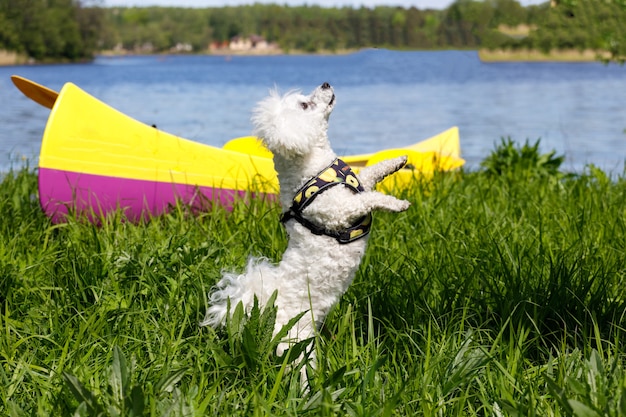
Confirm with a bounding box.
[358,155,409,190]
[391,155,408,174]
[380,155,408,177]
[391,198,411,212]
[378,195,411,213]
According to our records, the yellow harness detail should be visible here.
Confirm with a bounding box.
[280,158,372,244]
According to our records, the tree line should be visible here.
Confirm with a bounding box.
[0,0,106,62]
[0,0,624,63]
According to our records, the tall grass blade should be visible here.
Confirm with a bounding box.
[62,372,104,415]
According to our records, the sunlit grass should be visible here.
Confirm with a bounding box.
[0,155,625,415]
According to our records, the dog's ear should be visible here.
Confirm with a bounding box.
[251,90,327,158]
[251,90,281,143]
[252,89,279,128]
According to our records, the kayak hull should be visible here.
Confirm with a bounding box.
[38,82,278,223]
[38,167,265,223]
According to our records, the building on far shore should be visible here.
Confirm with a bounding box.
[210,34,281,55]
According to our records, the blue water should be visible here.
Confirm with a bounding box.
[1,49,625,173]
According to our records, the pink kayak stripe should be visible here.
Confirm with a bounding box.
[38,167,276,223]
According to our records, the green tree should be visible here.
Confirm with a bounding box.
[528,0,626,61]
[0,9,19,51]
[0,0,104,61]
[4,1,622,63]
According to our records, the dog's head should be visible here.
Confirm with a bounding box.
[252,82,336,159]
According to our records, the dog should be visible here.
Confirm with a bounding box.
[200,82,410,357]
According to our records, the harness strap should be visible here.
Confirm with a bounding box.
[280,158,372,244]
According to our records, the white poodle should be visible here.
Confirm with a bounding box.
[201,82,410,355]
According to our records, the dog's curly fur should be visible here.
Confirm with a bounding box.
[201,83,409,353]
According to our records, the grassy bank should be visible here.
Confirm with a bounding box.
[1,143,625,415]
[478,48,610,63]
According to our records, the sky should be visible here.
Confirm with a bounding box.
[103,0,548,9]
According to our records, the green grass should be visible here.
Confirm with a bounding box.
[1,152,625,415]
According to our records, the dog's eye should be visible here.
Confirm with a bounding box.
[300,102,309,110]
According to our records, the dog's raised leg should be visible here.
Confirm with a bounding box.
[348,191,410,215]
[357,155,408,191]
[302,183,410,232]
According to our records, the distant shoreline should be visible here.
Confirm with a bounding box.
[478,48,608,63]
[99,46,360,57]
[0,47,359,66]
[2,47,610,67]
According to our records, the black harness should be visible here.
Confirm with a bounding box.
[280,158,372,244]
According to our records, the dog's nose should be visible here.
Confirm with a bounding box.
[321,82,331,89]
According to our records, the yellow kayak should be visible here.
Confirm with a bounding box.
[223,126,464,190]
[12,75,464,222]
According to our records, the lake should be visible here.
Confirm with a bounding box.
[1,49,625,173]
